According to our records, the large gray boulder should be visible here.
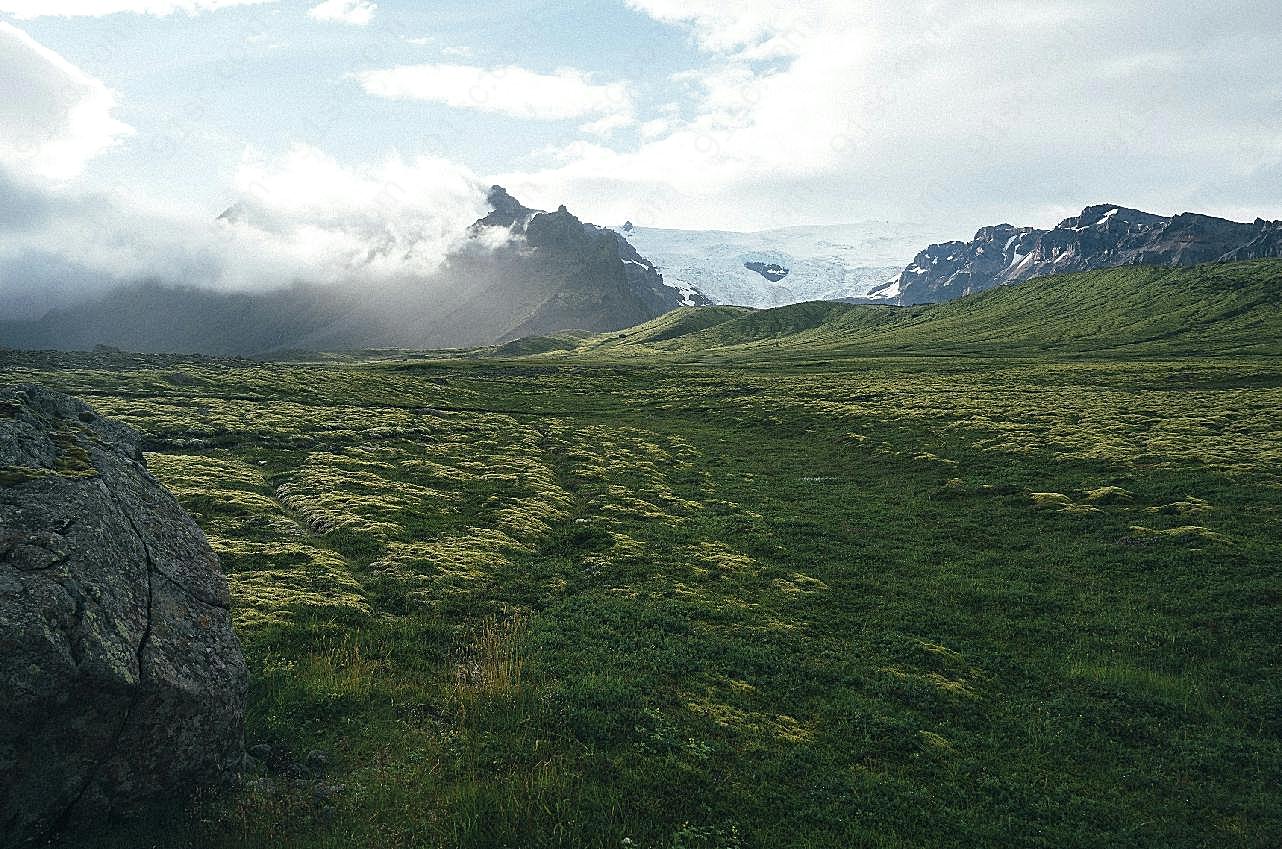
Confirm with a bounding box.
[0,385,247,846]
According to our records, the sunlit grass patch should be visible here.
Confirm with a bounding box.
[685,541,757,577]
[1067,660,1206,707]
[369,530,522,603]
[1147,495,1213,516]
[147,453,290,536]
[935,477,969,497]
[1030,491,1072,508]
[454,613,530,702]
[772,572,830,595]
[919,730,954,752]
[1028,490,1102,514]
[683,688,814,745]
[493,479,573,544]
[1125,525,1230,546]
[149,452,273,497]
[915,640,965,665]
[883,667,980,700]
[216,540,369,629]
[551,423,705,527]
[1082,485,1133,504]
[580,529,648,570]
[274,452,451,538]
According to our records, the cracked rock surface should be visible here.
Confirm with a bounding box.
[0,385,247,847]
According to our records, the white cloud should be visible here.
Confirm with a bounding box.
[0,0,272,17]
[229,144,489,280]
[624,0,841,55]
[638,119,670,139]
[579,113,636,138]
[501,0,1282,231]
[355,63,633,122]
[307,0,375,26]
[0,144,493,317]
[0,23,134,180]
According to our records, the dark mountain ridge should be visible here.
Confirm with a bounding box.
[872,204,1282,304]
[0,187,707,355]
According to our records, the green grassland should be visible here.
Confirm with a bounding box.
[580,261,1282,359]
[4,261,1281,848]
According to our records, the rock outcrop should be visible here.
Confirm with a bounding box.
[472,186,713,332]
[0,385,246,846]
[873,205,1282,304]
[744,261,790,283]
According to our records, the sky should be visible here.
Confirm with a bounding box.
[2,0,1282,311]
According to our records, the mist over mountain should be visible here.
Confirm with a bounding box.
[0,188,707,355]
[873,205,1282,304]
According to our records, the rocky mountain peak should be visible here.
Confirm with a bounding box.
[466,188,711,320]
[487,184,525,213]
[744,261,790,283]
[1055,204,1163,231]
[475,185,537,231]
[875,204,1282,305]
[8,186,710,354]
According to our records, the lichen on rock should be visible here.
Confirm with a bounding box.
[0,384,248,846]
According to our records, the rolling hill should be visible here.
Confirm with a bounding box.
[570,260,1282,358]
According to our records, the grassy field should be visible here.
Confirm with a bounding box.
[4,262,1281,848]
[580,261,1282,359]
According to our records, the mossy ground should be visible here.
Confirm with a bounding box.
[4,342,1280,849]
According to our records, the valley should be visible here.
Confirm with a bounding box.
[6,262,1280,849]
[5,4,1281,847]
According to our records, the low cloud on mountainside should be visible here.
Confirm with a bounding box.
[0,152,495,318]
[0,22,498,319]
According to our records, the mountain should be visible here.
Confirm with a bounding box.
[873,205,1282,304]
[555,260,1282,358]
[623,222,943,307]
[0,188,707,355]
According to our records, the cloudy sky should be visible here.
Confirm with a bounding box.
[2,0,1281,310]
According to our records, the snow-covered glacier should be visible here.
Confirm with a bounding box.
[623,222,948,308]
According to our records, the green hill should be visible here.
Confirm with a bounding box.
[590,305,751,347]
[491,330,595,357]
[575,260,1282,359]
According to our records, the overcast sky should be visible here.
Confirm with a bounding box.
[2,0,1281,308]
